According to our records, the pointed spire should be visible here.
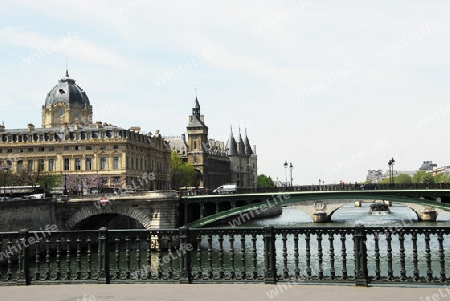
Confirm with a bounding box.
[238,127,246,156]
[244,127,253,156]
[65,68,69,78]
[192,96,201,120]
[226,125,237,156]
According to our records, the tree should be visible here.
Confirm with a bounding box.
[394,174,412,184]
[434,173,450,184]
[257,174,275,188]
[412,171,435,184]
[37,172,61,195]
[170,151,196,189]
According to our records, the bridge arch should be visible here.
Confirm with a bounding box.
[66,205,153,230]
[184,190,450,228]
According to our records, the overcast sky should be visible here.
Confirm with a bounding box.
[0,1,449,185]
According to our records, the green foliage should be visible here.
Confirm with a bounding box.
[257,174,274,188]
[412,171,435,184]
[394,174,412,184]
[37,173,61,193]
[170,151,196,188]
[434,173,450,183]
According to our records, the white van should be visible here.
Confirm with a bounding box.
[212,184,237,195]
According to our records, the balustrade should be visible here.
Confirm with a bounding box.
[0,225,448,286]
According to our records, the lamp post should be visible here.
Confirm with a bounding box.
[289,163,294,187]
[388,157,395,186]
[1,167,8,198]
[63,173,68,195]
[319,179,321,191]
[283,161,288,187]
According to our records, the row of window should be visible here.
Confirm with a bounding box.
[14,157,121,172]
[0,145,119,154]
[1,130,151,144]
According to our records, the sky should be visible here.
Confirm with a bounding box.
[0,0,449,185]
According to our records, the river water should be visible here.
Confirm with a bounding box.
[228,202,450,278]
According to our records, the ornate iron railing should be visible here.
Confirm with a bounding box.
[0,225,448,286]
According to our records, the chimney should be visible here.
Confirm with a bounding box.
[27,123,35,131]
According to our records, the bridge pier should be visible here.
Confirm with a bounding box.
[312,212,329,223]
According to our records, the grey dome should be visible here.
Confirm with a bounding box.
[45,70,90,107]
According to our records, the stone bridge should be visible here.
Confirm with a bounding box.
[0,192,180,231]
[184,189,450,227]
[289,199,444,222]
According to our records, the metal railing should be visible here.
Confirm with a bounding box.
[0,225,448,286]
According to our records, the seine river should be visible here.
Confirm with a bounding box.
[241,202,450,227]
[228,203,450,278]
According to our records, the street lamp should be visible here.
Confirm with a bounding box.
[283,161,288,187]
[63,173,68,195]
[289,163,294,187]
[388,157,395,186]
[1,166,9,198]
[319,179,321,190]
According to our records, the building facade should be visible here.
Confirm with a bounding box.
[167,97,257,189]
[0,70,170,193]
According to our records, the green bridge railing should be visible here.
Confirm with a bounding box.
[0,225,449,286]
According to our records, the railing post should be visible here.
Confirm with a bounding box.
[97,227,110,284]
[264,226,277,284]
[354,224,369,286]
[179,226,192,284]
[17,229,30,285]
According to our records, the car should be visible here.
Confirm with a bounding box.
[212,184,237,195]
[360,183,377,190]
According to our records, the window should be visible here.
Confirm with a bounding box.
[48,134,53,141]
[48,159,54,171]
[85,158,92,170]
[100,157,106,170]
[86,133,91,139]
[7,149,12,153]
[113,157,119,169]
[194,141,197,149]
[100,145,106,150]
[76,133,80,140]
[75,146,81,150]
[28,148,34,152]
[17,160,23,172]
[64,158,70,171]
[113,145,119,149]
[7,136,11,142]
[39,135,44,142]
[100,132,106,139]
[49,146,55,151]
[38,159,44,172]
[38,147,45,152]
[64,146,69,151]
[27,160,33,172]
[18,148,23,153]
[75,158,81,171]
[113,131,118,138]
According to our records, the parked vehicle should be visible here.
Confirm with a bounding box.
[212,184,237,195]
[360,183,377,190]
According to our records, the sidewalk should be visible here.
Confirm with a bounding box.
[1,284,448,301]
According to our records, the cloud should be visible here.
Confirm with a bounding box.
[0,26,131,69]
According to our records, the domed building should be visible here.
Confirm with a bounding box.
[42,70,93,128]
[0,70,170,194]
